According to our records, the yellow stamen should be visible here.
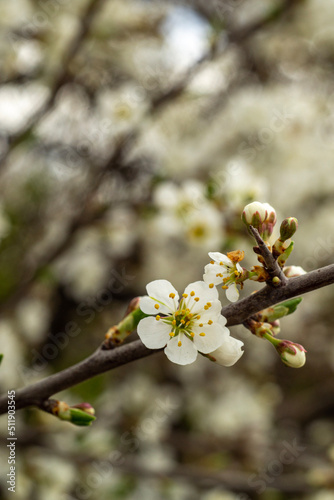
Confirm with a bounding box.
[190,291,195,296]
[172,320,176,326]
[178,341,182,347]
[199,323,203,327]
[204,305,209,310]
[156,315,161,321]
[209,283,214,288]
[154,304,159,309]
[199,332,206,337]
[181,309,186,314]
[190,332,195,337]
[180,319,185,324]
[169,332,175,337]
[208,320,213,325]
[222,285,228,289]
[188,313,193,318]
[169,293,175,298]
[182,293,188,298]
[194,297,200,302]
[220,261,224,266]
[196,315,201,319]
[210,260,214,264]
[206,302,212,307]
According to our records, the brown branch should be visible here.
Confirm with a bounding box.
[1,263,334,415]
[222,264,334,326]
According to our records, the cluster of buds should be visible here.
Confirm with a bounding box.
[242,201,277,241]
[50,400,96,426]
[242,202,306,282]
[245,299,307,368]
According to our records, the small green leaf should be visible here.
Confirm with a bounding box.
[279,297,302,315]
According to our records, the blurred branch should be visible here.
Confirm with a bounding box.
[1,264,334,415]
[0,0,301,171]
[0,132,133,314]
[0,0,106,170]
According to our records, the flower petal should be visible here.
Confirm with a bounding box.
[192,323,225,354]
[140,279,179,315]
[164,335,198,365]
[197,300,222,322]
[208,252,232,266]
[137,317,171,349]
[184,281,219,312]
[225,283,239,302]
[203,265,225,286]
[218,315,227,327]
[209,336,244,366]
[140,296,172,315]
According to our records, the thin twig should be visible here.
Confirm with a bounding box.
[1,263,334,415]
[249,225,288,285]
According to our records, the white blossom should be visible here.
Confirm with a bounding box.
[203,251,244,302]
[137,279,243,366]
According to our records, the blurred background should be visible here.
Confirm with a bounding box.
[1,0,334,498]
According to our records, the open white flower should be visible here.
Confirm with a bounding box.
[203,251,244,302]
[137,279,242,366]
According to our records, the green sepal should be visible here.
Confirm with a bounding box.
[0,354,3,366]
[277,241,294,267]
[67,408,96,426]
[260,297,302,322]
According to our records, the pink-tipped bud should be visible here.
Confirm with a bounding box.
[242,201,276,239]
[71,403,95,416]
[276,340,306,368]
[280,217,298,241]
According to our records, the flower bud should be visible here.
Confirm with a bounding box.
[53,401,96,426]
[283,265,306,278]
[67,407,96,426]
[242,201,268,226]
[276,340,306,368]
[242,201,276,240]
[280,217,298,241]
[71,403,95,416]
